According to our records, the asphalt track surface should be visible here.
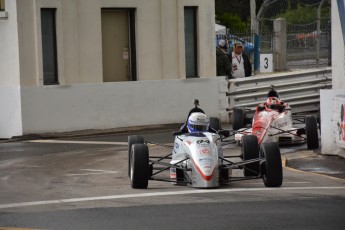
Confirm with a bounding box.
[0,128,344,229]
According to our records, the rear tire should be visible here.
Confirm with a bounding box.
[260,142,283,187]
[305,115,319,149]
[210,117,221,131]
[232,107,245,130]
[128,135,144,177]
[241,135,259,176]
[130,144,149,189]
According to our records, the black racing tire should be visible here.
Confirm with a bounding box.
[210,117,221,131]
[128,135,144,177]
[232,107,245,130]
[130,143,149,189]
[241,135,260,177]
[176,168,186,185]
[260,142,283,187]
[220,168,229,183]
[305,115,319,149]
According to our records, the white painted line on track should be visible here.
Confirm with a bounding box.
[66,172,118,176]
[66,169,118,176]
[25,140,128,145]
[0,186,344,209]
[243,181,312,185]
[80,169,113,172]
[0,228,42,230]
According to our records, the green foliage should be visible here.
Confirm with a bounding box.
[216,12,248,30]
[274,4,330,24]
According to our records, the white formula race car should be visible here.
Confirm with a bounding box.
[232,88,319,150]
[128,100,283,189]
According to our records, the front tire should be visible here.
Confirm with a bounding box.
[305,115,319,149]
[232,107,245,130]
[128,135,144,177]
[241,135,259,176]
[260,142,283,187]
[130,144,149,189]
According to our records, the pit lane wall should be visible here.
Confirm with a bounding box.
[0,78,228,139]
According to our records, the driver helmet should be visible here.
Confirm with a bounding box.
[265,97,281,109]
[187,112,209,132]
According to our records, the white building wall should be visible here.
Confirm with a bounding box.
[320,0,345,157]
[0,87,23,138]
[0,0,217,138]
[0,1,23,138]
[0,0,20,86]
[12,0,216,86]
[332,0,345,89]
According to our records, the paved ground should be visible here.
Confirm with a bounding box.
[1,123,345,180]
[284,150,345,179]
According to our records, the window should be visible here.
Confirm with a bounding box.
[41,8,59,85]
[0,0,5,11]
[184,7,198,78]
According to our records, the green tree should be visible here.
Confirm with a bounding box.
[216,12,248,30]
[215,0,265,30]
[275,3,330,25]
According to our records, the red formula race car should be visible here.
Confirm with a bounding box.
[232,87,319,150]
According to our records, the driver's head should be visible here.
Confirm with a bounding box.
[266,97,281,109]
[187,112,209,132]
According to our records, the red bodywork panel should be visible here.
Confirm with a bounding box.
[252,110,279,144]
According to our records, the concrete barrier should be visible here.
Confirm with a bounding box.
[0,77,228,138]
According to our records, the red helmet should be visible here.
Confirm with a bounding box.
[266,97,281,109]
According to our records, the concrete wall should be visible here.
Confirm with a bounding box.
[0,0,218,138]
[0,86,23,138]
[0,0,20,86]
[11,0,216,86]
[332,0,345,89]
[319,0,345,157]
[320,90,345,157]
[0,77,227,138]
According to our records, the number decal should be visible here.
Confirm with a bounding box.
[264,57,269,69]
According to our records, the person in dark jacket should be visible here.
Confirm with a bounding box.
[230,42,252,78]
[216,39,232,79]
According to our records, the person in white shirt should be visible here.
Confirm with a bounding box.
[231,42,252,78]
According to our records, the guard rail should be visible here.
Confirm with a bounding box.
[227,68,332,120]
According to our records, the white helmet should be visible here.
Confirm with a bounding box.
[187,112,209,132]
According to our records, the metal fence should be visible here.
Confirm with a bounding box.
[258,0,331,71]
[216,0,332,74]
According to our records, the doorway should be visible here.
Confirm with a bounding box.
[101,9,136,82]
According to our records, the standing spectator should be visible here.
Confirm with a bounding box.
[216,39,232,79]
[231,42,252,78]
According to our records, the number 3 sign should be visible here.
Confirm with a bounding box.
[260,54,273,73]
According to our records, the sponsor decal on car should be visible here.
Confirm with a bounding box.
[199,147,211,156]
[196,139,211,147]
[174,143,179,149]
[196,139,210,144]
